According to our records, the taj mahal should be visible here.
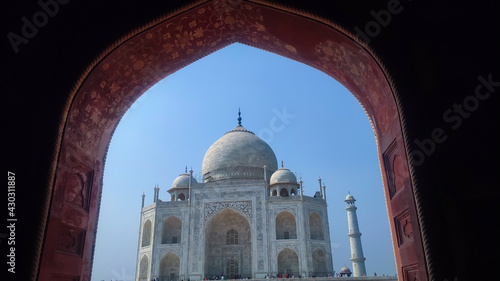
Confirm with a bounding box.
[135,112,370,281]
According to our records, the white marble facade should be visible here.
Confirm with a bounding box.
[135,122,334,281]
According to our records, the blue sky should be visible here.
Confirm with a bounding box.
[91,43,396,280]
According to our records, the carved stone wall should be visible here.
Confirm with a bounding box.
[204,201,252,221]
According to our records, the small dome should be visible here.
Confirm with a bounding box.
[345,193,355,201]
[270,168,297,185]
[172,173,197,188]
[340,266,351,273]
[202,125,277,182]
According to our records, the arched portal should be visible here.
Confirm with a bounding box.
[205,209,251,278]
[312,248,327,277]
[139,255,149,281]
[279,188,289,197]
[276,211,297,239]
[277,248,299,276]
[177,193,186,201]
[309,212,324,240]
[160,253,180,281]
[162,216,182,244]
[142,220,152,247]
[38,1,428,281]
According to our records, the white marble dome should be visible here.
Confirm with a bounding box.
[345,194,355,201]
[172,172,197,188]
[202,125,278,182]
[270,167,297,185]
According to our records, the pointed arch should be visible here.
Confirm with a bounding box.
[139,255,149,281]
[35,1,429,280]
[276,211,297,239]
[312,248,327,277]
[277,248,299,276]
[280,188,289,197]
[205,209,251,277]
[141,219,152,247]
[160,253,180,281]
[177,193,185,201]
[162,216,182,244]
[309,212,324,240]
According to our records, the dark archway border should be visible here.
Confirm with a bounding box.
[36,1,430,280]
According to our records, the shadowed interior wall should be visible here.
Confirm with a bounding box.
[162,216,182,244]
[312,249,327,276]
[139,255,149,281]
[276,211,297,239]
[277,248,299,275]
[309,212,324,240]
[142,220,152,247]
[160,253,180,281]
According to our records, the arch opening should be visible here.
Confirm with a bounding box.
[309,212,324,240]
[205,209,251,278]
[162,216,182,244]
[160,253,180,281]
[139,255,149,281]
[312,248,327,277]
[141,220,152,247]
[276,211,297,240]
[277,248,299,276]
[38,1,427,280]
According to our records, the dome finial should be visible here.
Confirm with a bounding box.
[185,166,187,173]
[237,108,242,126]
[281,160,284,168]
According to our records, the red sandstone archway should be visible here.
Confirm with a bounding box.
[37,1,427,281]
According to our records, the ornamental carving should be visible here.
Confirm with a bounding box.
[308,209,324,217]
[63,167,94,212]
[161,213,183,221]
[403,264,420,281]
[276,243,299,255]
[273,207,297,217]
[204,201,252,221]
[159,247,183,259]
[395,209,413,246]
[57,225,85,255]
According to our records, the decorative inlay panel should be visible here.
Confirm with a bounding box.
[57,225,85,255]
[383,139,403,199]
[273,207,297,217]
[402,263,419,281]
[395,209,413,246]
[63,168,94,212]
[204,201,252,221]
[276,243,299,255]
[308,209,324,217]
[158,247,183,259]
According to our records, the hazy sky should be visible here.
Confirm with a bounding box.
[91,43,396,281]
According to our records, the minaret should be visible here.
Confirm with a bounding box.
[299,177,303,199]
[153,185,159,202]
[345,192,367,277]
[318,176,323,197]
